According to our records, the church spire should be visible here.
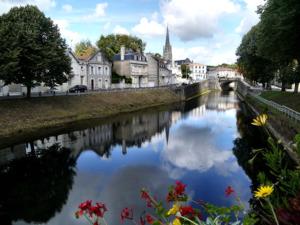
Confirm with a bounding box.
[163,26,172,62]
[165,26,170,46]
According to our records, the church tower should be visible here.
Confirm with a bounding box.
[163,26,172,63]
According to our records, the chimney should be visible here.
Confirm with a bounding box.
[121,46,125,61]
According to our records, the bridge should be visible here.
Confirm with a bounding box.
[218,77,241,91]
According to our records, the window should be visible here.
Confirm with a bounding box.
[91,66,94,74]
[98,67,101,74]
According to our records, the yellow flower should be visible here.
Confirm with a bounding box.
[173,218,182,225]
[254,185,274,199]
[251,114,268,127]
[167,203,180,216]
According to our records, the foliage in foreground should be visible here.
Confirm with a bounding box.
[0,5,72,97]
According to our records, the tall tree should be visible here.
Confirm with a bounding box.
[75,40,97,59]
[257,0,300,91]
[236,25,275,87]
[97,34,146,61]
[0,5,72,97]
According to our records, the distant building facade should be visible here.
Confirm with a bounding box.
[0,49,112,96]
[207,66,240,79]
[146,53,173,87]
[113,47,148,88]
[189,63,207,80]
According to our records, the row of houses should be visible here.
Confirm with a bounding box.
[0,27,241,96]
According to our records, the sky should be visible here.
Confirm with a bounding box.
[0,0,265,65]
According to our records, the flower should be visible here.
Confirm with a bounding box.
[254,185,274,199]
[120,207,133,222]
[251,114,268,127]
[141,189,153,207]
[225,186,235,197]
[167,203,180,216]
[173,218,182,225]
[175,181,186,196]
[145,214,154,224]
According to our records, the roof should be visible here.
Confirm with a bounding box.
[174,58,192,65]
[113,52,147,62]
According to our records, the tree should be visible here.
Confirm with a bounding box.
[236,25,275,88]
[257,0,300,91]
[181,64,191,79]
[0,6,72,97]
[75,40,97,59]
[97,34,146,61]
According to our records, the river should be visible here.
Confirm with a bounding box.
[0,91,264,225]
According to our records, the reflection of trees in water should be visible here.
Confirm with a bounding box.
[0,144,76,225]
[233,101,266,180]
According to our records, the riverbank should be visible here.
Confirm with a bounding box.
[0,88,181,141]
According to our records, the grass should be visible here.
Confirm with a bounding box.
[0,89,180,140]
[260,91,300,112]
[246,95,300,142]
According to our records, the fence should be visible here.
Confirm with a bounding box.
[250,93,300,122]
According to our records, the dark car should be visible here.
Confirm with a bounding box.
[68,85,87,93]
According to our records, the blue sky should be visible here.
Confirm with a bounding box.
[0,0,264,65]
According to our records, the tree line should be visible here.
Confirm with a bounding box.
[0,5,146,97]
[236,0,300,92]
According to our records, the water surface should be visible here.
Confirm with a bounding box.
[0,91,261,225]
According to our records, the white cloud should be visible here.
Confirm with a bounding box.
[132,17,165,37]
[161,0,240,41]
[235,0,264,34]
[113,25,130,35]
[95,2,108,17]
[83,2,108,21]
[54,19,84,48]
[0,0,56,15]
[62,4,72,13]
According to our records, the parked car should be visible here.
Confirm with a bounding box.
[68,85,87,93]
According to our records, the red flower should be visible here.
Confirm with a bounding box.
[175,181,186,196]
[79,200,92,210]
[225,186,235,197]
[145,214,154,224]
[180,206,195,216]
[141,190,153,207]
[120,207,133,222]
[93,222,98,225]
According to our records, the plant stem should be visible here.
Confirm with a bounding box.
[83,213,94,224]
[266,198,279,225]
[179,215,198,225]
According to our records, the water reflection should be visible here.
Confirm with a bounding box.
[0,91,259,225]
[0,144,76,225]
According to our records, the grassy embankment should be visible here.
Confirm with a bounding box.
[0,89,180,140]
[246,91,300,142]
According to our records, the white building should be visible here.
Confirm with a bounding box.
[208,67,240,79]
[0,49,112,96]
[189,63,207,81]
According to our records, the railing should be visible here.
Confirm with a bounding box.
[250,93,300,122]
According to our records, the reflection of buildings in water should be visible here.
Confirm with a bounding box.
[26,124,113,158]
[187,104,206,119]
[205,92,238,111]
[0,144,26,166]
[114,111,172,154]
[1,111,173,163]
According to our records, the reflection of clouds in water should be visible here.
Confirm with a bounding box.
[162,125,234,173]
[14,165,172,225]
[99,165,172,225]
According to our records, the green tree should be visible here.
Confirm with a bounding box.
[75,40,97,58]
[181,64,191,79]
[97,34,146,61]
[257,0,300,91]
[0,5,72,98]
[236,25,275,88]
